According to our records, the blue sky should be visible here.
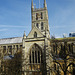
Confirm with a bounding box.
[0,0,75,39]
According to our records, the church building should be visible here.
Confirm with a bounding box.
[0,0,52,75]
[22,0,52,75]
[1,0,74,75]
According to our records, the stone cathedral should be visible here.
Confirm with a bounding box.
[0,0,52,75]
[22,0,52,75]
[0,0,75,75]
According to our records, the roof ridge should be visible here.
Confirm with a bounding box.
[0,37,23,40]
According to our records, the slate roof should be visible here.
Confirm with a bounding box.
[4,55,14,60]
[0,37,23,45]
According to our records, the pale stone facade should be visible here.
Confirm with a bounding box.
[0,0,52,75]
[0,0,75,75]
[0,37,22,56]
[22,0,52,75]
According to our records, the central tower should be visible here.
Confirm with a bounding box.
[31,0,50,38]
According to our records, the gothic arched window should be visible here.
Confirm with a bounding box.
[36,23,39,28]
[29,44,42,64]
[41,12,43,19]
[41,22,44,30]
[36,13,38,20]
[34,32,37,38]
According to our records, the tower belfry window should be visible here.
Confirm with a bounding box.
[41,22,44,30]
[34,32,37,38]
[36,23,39,28]
[36,13,38,20]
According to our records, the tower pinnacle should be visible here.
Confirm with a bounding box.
[31,0,34,9]
[23,31,26,39]
[44,0,47,9]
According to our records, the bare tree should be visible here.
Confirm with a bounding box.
[0,50,22,75]
[50,39,75,75]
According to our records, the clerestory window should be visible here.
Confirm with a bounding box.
[41,22,44,30]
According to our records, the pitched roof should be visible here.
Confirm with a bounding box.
[0,37,23,45]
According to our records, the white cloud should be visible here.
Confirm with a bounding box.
[50,25,66,28]
[0,29,8,31]
[50,25,75,29]
[0,25,30,28]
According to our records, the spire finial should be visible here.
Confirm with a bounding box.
[31,0,34,8]
[23,31,26,39]
[44,0,47,8]
[31,0,34,11]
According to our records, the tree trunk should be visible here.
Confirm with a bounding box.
[64,71,66,75]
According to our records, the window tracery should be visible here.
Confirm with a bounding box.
[29,44,42,64]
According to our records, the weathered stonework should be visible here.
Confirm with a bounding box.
[22,0,51,75]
